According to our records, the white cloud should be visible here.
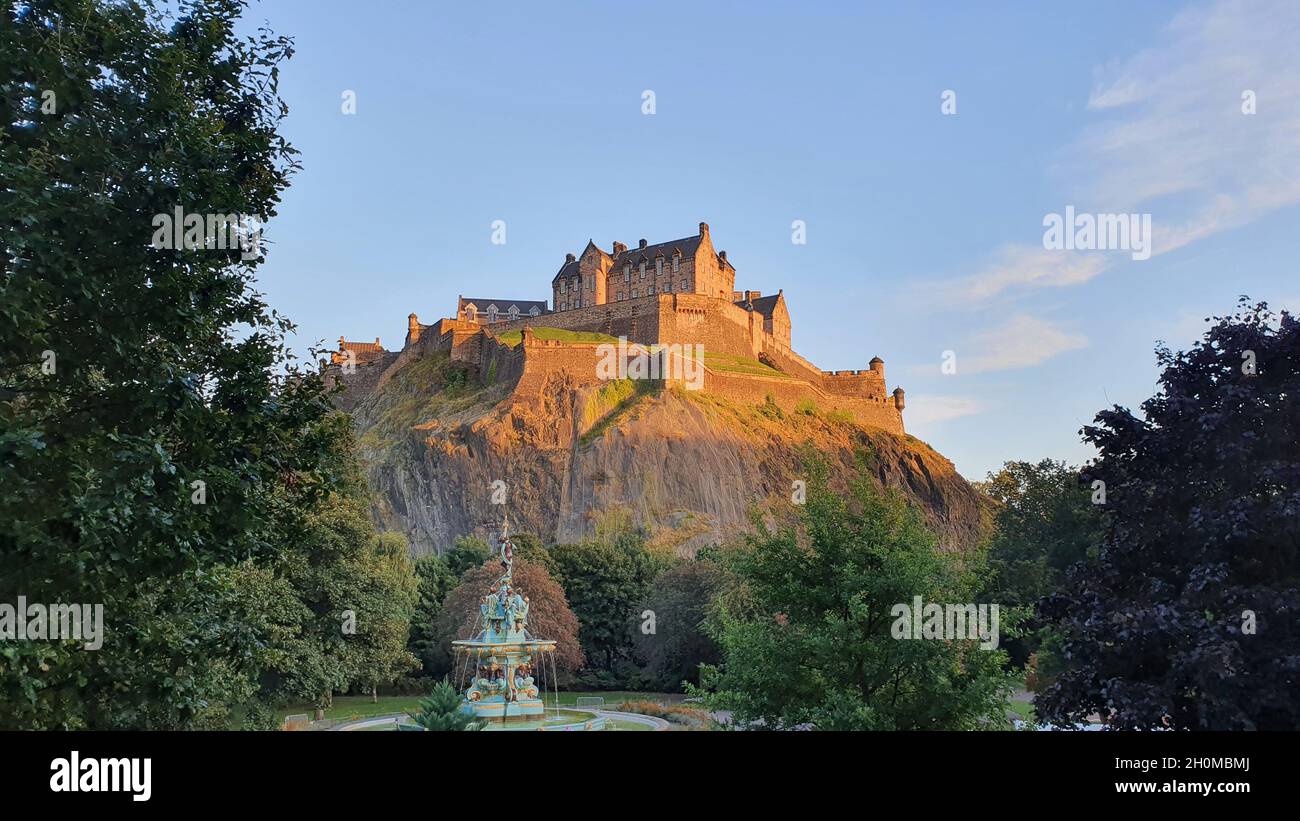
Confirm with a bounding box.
[962,315,1088,374]
[946,245,1111,303]
[904,394,988,426]
[937,0,1300,305]
[1073,0,1300,256]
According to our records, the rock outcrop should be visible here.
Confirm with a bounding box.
[349,351,988,557]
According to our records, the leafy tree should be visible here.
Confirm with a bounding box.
[695,461,1015,730]
[435,558,584,685]
[408,553,458,678]
[444,536,491,578]
[407,679,482,731]
[980,459,1104,667]
[551,528,659,673]
[633,559,733,690]
[1039,300,1300,730]
[0,0,332,729]
[351,532,420,702]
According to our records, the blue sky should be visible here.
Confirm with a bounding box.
[245,0,1300,480]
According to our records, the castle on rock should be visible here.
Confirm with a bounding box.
[329,222,905,433]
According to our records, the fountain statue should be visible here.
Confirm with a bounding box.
[451,517,558,723]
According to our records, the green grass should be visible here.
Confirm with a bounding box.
[703,351,795,379]
[1008,699,1036,722]
[495,327,620,348]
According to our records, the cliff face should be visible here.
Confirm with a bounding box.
[350,351,988,556]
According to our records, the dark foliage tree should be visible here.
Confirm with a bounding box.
[1039,299,1300,730]
[633,559,732,690]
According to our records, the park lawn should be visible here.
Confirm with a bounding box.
[495,327,620,348]
[278,691,683,723]
[1008,699,1036,722]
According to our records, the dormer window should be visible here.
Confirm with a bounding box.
[639,262,646,279]
[672,254,680,273]
[655,257,663,276]
[466,306,476,321]
[624,264,631,281]
[508,306,519,320]
[529,306,539,316]
[487,305,498,322]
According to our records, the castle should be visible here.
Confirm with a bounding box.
[329,222,905,433]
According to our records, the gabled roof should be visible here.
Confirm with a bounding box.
[458,297,549,314]
[613,234,702,269]
[735,292,784,319]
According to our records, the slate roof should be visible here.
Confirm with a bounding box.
[735,293,783,319]
[458,297,549,316]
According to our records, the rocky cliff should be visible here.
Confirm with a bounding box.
[349,350,988,556]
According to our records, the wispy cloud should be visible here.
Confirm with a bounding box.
[938,0,1300,306]
[962,315,1088,374]
[904,394,988,426]
[1073,0,1300,255]
[945,245,1110,303]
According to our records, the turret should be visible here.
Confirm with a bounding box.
[892,387,905,411]
[407,313,421,345]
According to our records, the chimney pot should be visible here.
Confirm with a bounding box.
[639,239,647,249]
[566,253,575,263]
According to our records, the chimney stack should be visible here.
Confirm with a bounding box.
[699,222,709,237]
[639,238,647,249]
[566,253,576,263]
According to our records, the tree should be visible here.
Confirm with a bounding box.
[407,679,483,731]
[634,559,733,691]
[550,529,659,674]
[435,559,584,685]
[444,536,491,578]
[0,0,334,729]
[408,553,458,678]
[695,461,1015,730]
[254,418,418,718]
[980,459,1104,667]
[1039,299,1300,730]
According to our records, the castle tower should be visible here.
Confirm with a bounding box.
[407,313,421,346]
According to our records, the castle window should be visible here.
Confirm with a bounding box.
[655,257,663,276]
[487,305,498,322]
[632,289,639,298]
[466,306,476,321]
[530,306,539,316]
[624,264,630,281]
[559,281,566,293]
[508,306,519,320]
[664,282,672,293]
[588,277,594,291]
[647,285,655,295]
[673,255,680,273]
[639,261,646,279]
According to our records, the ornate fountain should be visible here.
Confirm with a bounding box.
[451,518,560,724]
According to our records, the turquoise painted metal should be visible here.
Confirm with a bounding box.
[451,519,557,723]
